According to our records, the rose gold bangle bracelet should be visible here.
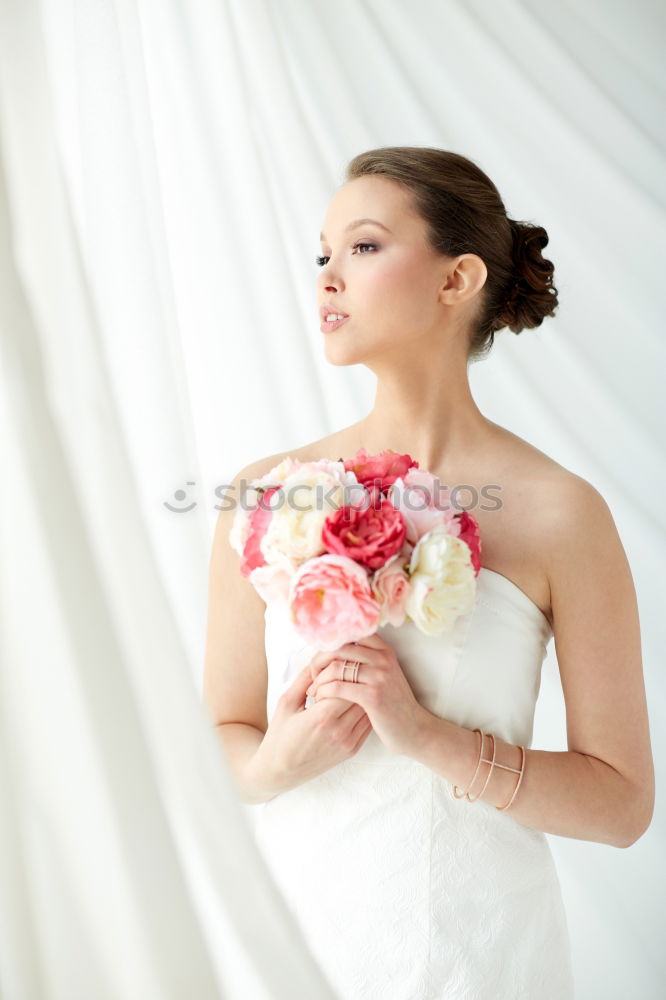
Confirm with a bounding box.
[450,728,526,812]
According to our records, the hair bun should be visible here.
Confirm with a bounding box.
[494,219,558,333]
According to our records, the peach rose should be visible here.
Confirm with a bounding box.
[288,553,381,650]
[248,561,294,606]
[371,552,411,627]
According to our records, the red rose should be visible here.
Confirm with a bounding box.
[322,499,407,571]
[343,447,419,497]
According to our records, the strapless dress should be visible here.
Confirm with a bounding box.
[252,567,575,999]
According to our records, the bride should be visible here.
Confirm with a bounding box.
[203,146,654,999]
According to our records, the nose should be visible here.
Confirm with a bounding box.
[317,257,344,293]
[320,269,341,292]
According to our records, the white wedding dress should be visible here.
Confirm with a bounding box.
[252,567,575,999]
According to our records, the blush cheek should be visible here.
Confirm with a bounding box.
[372,261,428,323]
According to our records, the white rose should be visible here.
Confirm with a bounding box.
[405,525,476,635]
[260,468,347,564]
[251,456,301,489]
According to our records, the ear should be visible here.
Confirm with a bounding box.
[438,253,487,307]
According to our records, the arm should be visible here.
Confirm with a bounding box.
[202,454,291,803]
[214,723,294,804]
[408,477,655,848]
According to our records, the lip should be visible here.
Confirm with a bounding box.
[319,303,350,333]
[320,315,350,333]
[320,303,349,320]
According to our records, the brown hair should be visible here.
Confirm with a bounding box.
[344,146,558,361]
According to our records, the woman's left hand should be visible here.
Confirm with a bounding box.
[306,633,429,758]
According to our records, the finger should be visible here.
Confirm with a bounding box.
[310,644,374,681]
[349,711,372,740]
[352,721,373,753]
[315,700,366,722]
[350,705,372,736]
[352,631,387,650]
[285,662,318,705]
[335,642,375,663]
[346,703,369,723]
[312,679,369,711]
[307,649,340,680]
[308,661,373,695]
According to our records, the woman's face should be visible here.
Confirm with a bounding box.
[317,175,480,367]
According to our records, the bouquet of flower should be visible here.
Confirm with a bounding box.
[229,448,482,651]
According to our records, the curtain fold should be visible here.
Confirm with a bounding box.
[0,1,336,997]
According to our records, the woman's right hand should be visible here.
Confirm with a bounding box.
[249,662,373,796]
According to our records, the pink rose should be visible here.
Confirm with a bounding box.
[343,447,418,497]
[390,469,459,546]
[288,554,381,650]
[237,485,281,577]
[371,553,411,627]
[456,510,482,575]
[321,499,407,570]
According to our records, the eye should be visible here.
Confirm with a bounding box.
[315,241,378,267]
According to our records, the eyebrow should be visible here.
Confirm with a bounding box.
[319,218,392,241]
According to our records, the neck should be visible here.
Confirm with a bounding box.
[354,359,492,473]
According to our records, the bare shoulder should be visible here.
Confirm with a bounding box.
[540,469,631,593]
[512,443,637,638]
[519,447,617,545]
[486,424,602,517]
[470,426,615,622]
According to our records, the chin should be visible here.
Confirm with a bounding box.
[324,341,372,367]
[325,353,359,368]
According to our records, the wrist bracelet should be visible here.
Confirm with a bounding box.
[450,728,527,812]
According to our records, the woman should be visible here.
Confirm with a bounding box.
[204,147,654,999]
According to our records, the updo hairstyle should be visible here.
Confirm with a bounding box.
[344,146,558,361]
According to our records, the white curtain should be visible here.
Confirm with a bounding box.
[0,1,663,997]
